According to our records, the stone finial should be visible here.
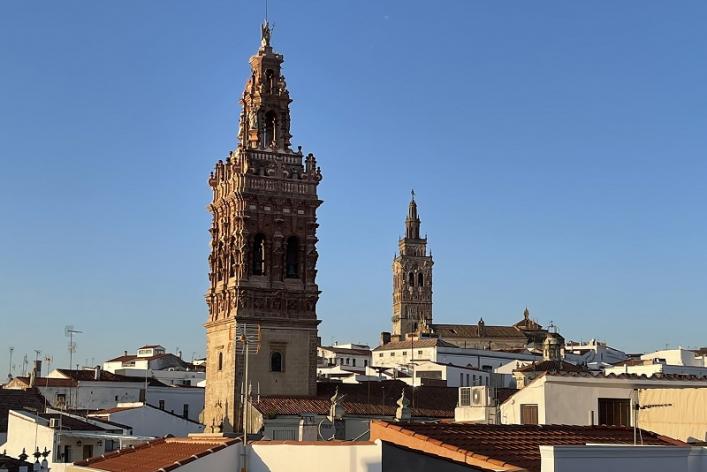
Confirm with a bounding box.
[328,386,345,422]
[395,390,411,422]
[261,20,272,48]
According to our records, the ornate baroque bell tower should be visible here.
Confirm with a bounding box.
[392,192,433,340]
[203,22,323,433]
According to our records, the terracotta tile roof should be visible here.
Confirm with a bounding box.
[431,324,528,339]
[55,369,143,382]
[515,360,587,373]
[254,381,457,419]
[371,421,686,472]
[542,371,707,382]
[74,436,237,472]
[0,389,46,432]
[374,338,458,351]
[6,376,77,388]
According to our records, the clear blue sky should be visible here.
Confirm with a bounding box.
[1,1,706,375]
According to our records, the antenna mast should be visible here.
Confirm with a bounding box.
[8,347,14,380]
[65,325,83,371]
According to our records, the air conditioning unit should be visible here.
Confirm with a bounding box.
[459,386,492,408]
[49,418,59,428]
[470,386,488,407]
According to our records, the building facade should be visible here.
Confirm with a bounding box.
[203,22,323,433]
[391,193,433,340]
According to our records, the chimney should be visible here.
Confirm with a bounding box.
[34,360,42,378]
[380,332,391,345]
[178,350,183,359]
[94,365,102,380]
[124,350,128,357]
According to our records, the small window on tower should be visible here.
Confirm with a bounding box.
[408,272,415,285]
[285,236,299,278]
[264,111,277,147]
[253,234,266,275]
[418,273,424,287]
[271,352,283,372]
[217,352,223,371]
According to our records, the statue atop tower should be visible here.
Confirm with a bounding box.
[203,23,323,433]
[391,191,433,341]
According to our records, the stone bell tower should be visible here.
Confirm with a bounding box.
[392,192,433,340]
[203,21,323,433]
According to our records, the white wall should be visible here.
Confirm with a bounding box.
[145,386,204,422]
[540,445,707,472]
[604,363,707,378]
[4,410,109,467]
[249,441,382,472]
[93,406,204,437]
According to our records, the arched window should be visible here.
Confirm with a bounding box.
[253,234,266,275]
[264,111,277,147]
[418,273,424,287]
[285,236,298,278]
[264,69,275,93]
[271,352,283,372]
[217,352,223,371]
[408,272,415,286]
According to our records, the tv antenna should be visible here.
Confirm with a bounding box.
[7,347,14,380]
[64,325,82,371]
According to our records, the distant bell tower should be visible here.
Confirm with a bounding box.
[203,21,323,433]
[392,192,433,340]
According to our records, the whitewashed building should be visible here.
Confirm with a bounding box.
[372,338,538,378]
[3,409,149,471]
[103,345,205,387]
[500,372,707,427]
[317,344,372,372]
[88,403,204,437]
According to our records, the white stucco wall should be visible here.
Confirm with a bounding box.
[4,410,109,467]
[94,406,204,437]
[501,375,707,426]
[145,386,204,422]
[540,445,707,472]
[249,441,382,472]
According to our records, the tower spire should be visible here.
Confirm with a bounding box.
[405,191,421,240]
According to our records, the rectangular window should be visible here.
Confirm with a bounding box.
[403,351,407,356]
[159,400,165,410]
[390,353,394,356]
[82,445,94,460]
[345,358,350,365]
[598,398,631,426]
[460,373,464,386]
[364,360,368,367]
[466,374,470,386]
[56,393,66,406]
[63,446,71,463]
[379,353,384,357]
[472,375,476,385]
[418,350,423,355]
[352,359,356,367]
[520,404,539,425]
[182,404,189,419]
